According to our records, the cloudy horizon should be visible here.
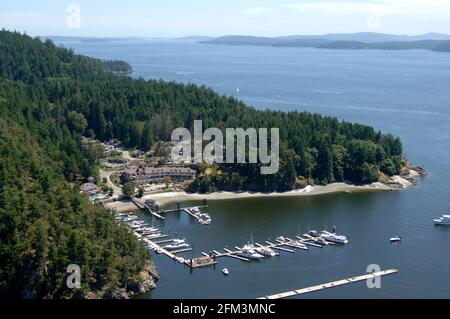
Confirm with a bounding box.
[2,0,450,37]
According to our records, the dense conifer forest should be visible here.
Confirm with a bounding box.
[0,30,404,297]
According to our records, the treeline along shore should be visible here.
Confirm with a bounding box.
[0,30,423,298]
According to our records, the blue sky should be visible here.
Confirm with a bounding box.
[2,0,450,37]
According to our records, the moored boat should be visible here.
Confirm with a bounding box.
[289,240,309,250]
[308,230,320,237]
[320,230,349,245]
[434,215,450,225]
[238,245,264,260]
[164,242,190,250]
[255,246,278,257]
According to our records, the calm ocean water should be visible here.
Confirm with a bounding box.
[56,39,450,298]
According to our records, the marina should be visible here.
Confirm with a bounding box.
[116,209,352,271]
[113,197,413,299]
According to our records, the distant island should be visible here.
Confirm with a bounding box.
[102,60,133,74]
[202,32,450,52]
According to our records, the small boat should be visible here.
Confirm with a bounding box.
[320,230,349,245]
[308,230,320,237]
[276,236,287,242]
[142,232,162,239]
[434,215,450,225]
[238,245,264,260]
[136,227,159,233]
[164,242,190,250]
[222,268,230,276]
[315,237,328,245]
[255,246,278,257]
[390,236,402,243]
[199,219,211,225]
[289,240,309,250]
[144,232,163,238]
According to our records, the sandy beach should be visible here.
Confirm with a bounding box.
[142,182,393,206]
[105,176,421,213]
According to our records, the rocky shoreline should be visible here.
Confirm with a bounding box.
[81,263,159,299]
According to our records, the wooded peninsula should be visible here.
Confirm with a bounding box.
[0,30,409,298]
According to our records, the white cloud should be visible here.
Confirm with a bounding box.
[284,0,450,17]
[244,6,271,16]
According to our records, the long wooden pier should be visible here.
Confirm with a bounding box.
[258,269,399,299]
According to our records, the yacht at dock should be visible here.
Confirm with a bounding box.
[320,230,349,245]
[255,246,278,257]
[238,245,264,260]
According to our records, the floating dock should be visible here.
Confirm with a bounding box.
[132,197,209,221]
[131,198,165,219]
[161,205,208,214]
[188,256,218,269]
[142,232,348,270]
[258,269,399,299]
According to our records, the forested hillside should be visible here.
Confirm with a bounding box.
[0,31,149,298]
[0,29,405,297]
[0,30,403,192]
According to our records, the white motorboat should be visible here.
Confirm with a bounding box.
[320,230,349,245]
[289,240,309,250]
[130,223,149,229]
[255,246,278,257]
[390,236,402,243]
[308,230,320,237]
[276,236,287,242]
[142,232,162,239]
[434,215,450,225]
[198,212,212,225]
[315,237,328,245]
[136,227,159,233]
[163,242,190,250]
[222,268,230,276]
[238,245,264,260]
[172,239,186,245]
[199,217,212,225]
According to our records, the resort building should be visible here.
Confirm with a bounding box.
[121,166,196,186]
